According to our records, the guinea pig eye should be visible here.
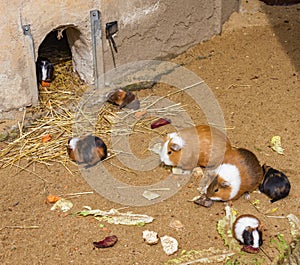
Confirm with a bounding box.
[168,151,172,155]
[214,188,219,193]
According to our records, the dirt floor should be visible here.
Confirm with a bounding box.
[1,0,300,264]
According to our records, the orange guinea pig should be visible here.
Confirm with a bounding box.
[206,148,263,201]
[67,135,108,168]
[159,125,232,170]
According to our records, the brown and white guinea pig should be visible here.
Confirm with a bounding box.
[206,148,263,201]
[259,164,291,203]
[36,57,54,87]
[67,135,108,168]
[106,88,140,110]
[233,214,263,254]
[159,125,232,170]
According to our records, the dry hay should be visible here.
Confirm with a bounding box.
[0,60,188,173]
[0,60,95,172]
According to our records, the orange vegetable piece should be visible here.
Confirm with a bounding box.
[47,195,61,203]
[42,134,52,143]
[41,80,51,87]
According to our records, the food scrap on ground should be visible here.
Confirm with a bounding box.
[47,195,61,203]
[42,134,52,143]
[270,135,284,155]
[160,235,179,255]
[77,207,154,226]
[50,198,73,212]
[41,80,51,87]
[150,118,171,129]
[193,194,214,208]
[242,244,260,254]
[142,230,159,245]
[148,142,162,155]
[287,214,300,239]
[142,190,161,200]
[169,219,184,230]
[165,248,235,264]
[216,205,240,251]
[93,235,118,248]
[171,167,191,175]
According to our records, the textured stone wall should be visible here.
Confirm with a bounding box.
[0,0,239,112]
[101,0,240,71]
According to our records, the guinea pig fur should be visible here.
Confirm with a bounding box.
[259,164,291,203]
[67,135,108,167]
[159,125,232,170]
[36,57,54,84]
[206,148,263,201]
[233,214,263,252]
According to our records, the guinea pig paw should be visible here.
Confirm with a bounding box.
[225,201,233,207]
[244,192,251,200]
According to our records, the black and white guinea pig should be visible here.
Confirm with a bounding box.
[206,148,263,201]
[67,135,108,167]
[159,125,232,170]
[233,214,263,254]
[259,164,291,203]
[36,57,54,87]
[106,88,140,110]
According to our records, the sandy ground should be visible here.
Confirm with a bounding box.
[1,0,299,264]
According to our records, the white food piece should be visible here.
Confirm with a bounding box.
[142,230,159,245]
[192,167,204,178]
[191,195,202,201]
[142,190,160,200]
[172,167,191,175]
[169,219,184,230]
[148,142,162,155]
[160,235,178,255]
[50,199,73,212]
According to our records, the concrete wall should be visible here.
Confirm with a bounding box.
[102,0,240,70]
[0,0,239,112]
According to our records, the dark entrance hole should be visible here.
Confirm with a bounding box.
[36,29,72,87]
[38,30,72,64]
[35,26,86,107]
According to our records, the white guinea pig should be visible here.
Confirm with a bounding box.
[206,148,263,201]
[160,125,232,170]
[233,214,263,253]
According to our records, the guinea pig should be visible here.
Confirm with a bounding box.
[106,88,140,110]
[233,214,263,254]
[259,164,291,203]
[159,125,232,170]
[36,57,54,87]
[67,135,108,168]
[206,148,263,201]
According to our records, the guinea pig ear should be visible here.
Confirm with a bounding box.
[262,164,271,175]
[170,143,181,152]
[220,181,231,188]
